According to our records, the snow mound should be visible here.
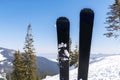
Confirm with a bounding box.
[43,55,120,80]
[89,55,120,80]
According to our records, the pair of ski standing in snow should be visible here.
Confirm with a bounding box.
[56,8,94,80]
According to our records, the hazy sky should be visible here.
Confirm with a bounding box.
[0,0,119,56]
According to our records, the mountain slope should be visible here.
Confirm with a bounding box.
[0,47,59,78]
[37,56,59,77]
[43,55,120,80]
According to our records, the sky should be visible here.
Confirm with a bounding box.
[0,0,119,57]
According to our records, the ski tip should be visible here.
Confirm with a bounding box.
[56,17,70,28]
[80,8,94,15]
[56,17,69,23]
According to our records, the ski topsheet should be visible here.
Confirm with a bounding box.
[78,8,94,80]
[56,17,70,80]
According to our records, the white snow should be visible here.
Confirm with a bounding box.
[0,49,4,53]
[89,55,120,80]
[58,42,67,49]
[43,55,120,80]
[64,50,69,57]
[58,42,69,59]
[0,54,6,61]
[0,49,6,61]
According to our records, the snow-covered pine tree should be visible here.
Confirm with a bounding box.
[23,24,38,80]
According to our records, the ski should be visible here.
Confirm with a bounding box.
[56,17,70,80]
[78,8,94,80]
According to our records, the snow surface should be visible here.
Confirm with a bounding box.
[64,50,69,57]
[0,49,6,61]
[43,55,120,80]
[0,54,6,61]
[58,42,67,49]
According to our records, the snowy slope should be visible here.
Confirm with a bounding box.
[0,53,6,61]
[0,47,14,72]
[43,55,120,80]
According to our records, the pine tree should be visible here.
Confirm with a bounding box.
[69,38,79,67]
[69,44,79,67]
[104,0,120,37]
[68,38,73,66]
[73,44,79,67]
[12,51,26,80]
[23,24,38,80]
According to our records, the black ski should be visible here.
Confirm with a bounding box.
[78,8,94,80]
[56,17,70,80]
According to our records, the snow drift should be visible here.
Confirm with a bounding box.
[43,55,120,80]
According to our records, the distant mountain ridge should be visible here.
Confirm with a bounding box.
[0,47,59,78]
